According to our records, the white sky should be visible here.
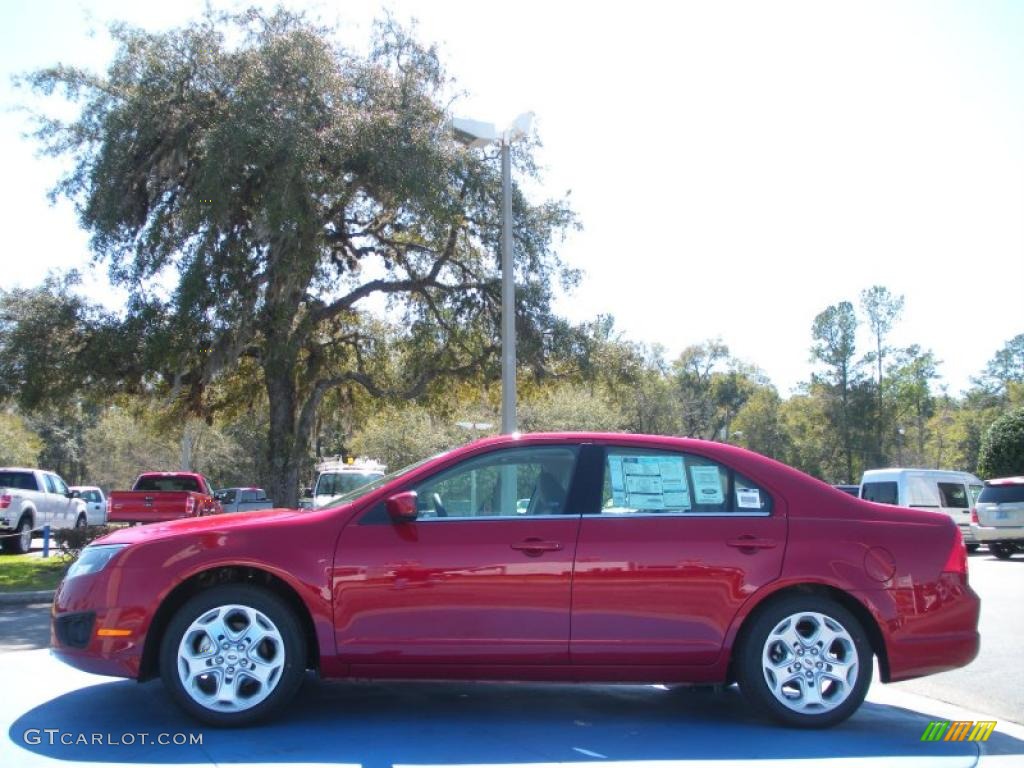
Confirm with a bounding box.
[2,0,1022,395]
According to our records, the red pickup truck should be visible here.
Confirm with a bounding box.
[107,472,223,524]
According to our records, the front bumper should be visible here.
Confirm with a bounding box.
[50,571,146,680]
[970,523,1024,543]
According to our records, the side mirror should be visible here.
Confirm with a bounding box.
[303,487,313,498]
[385,491,419,522]
[68,490,80,498]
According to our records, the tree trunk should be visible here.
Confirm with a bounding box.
[264,356,304,509]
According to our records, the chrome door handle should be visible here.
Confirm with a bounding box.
[510,539,563,556]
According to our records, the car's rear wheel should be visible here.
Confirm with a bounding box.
[159,585,306,726]
[966,543,979,554]
[990,542,1015,560]
[736,596,872,728]
[2,516,33,555]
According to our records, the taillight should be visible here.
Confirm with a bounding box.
[0,494,10,509]
[106,498,112,516]
[185,496,196,516]
[942,527,968,582]
[970,508,979,524]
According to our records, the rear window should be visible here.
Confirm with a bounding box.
[978,484,1024,505]
[316,472,383,497]
[133,475,202,493]
[861,481,898,505]
[0,471,38,491]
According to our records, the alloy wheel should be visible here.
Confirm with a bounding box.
[761,611,859,714]
[176,603,286,713]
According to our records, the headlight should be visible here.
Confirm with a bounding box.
[66,544,128,579]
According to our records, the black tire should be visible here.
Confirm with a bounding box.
[966,543,980,554]
[2,516,33,555]
[159,584,307,726]
[735,595,873,728]
[75,514,87,529]
[990,543,1014,560]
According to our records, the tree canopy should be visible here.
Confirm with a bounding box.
[25,9,576,504]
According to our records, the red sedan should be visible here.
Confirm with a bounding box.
[51,433,979,728]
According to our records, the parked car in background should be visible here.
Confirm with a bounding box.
[53,433,978,729]
[859,468,983,552]
[309,457,386,508]
[971,476,1024,560]
[69,486,107,526]
[0,467,89,554]
[107,472,222,524]
[832,484,860,497]
[215,487,275,514]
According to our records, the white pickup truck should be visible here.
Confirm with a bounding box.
[0,467,89,554]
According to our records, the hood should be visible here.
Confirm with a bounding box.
[97,507,314,546]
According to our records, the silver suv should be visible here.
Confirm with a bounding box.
[971,477,1024,560]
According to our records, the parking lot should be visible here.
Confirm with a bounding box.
[0,550,1021,767]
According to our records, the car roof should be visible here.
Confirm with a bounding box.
[861,468,981,482]
[69,485,101,491]
[986,476,1024,486]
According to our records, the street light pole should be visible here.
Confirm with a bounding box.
[499,140,516,434]
[451,112,533,435]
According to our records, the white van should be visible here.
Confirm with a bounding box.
[859,468,984,551]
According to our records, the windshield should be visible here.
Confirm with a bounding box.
[315,471,383,498]
[315,453,444,509]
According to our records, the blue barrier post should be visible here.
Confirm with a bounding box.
[42,525,50,558]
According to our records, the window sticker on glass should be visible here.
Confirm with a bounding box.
[690,465,725,505]
[736,488,762,509]
[608,454,690,511]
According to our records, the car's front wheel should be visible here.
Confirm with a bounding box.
[735,596,873,728]
[159,585,306,726]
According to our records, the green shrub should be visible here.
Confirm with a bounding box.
[56,525,116,563]
[977,408,1024,478]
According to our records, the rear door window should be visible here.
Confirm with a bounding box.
[861,481,898,505]
[938,482,969,508]
[597,447,772,515]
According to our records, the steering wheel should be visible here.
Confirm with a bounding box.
[432,493,448,518]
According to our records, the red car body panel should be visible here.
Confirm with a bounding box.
[107,472,222,524]
[51,433,980,691]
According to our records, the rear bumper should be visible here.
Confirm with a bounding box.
[970,523,1024,543]
[886,629,980,682]
[865,577,981,682]
[957,522,977,543]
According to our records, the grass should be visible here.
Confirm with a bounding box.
[0,554,67,593]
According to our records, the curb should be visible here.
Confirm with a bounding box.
[0,590,54,605]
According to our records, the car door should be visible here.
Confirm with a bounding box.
[47,474,75,528]
[38,473,60,527]
[571,445,786,666]
[332,444,583,666]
